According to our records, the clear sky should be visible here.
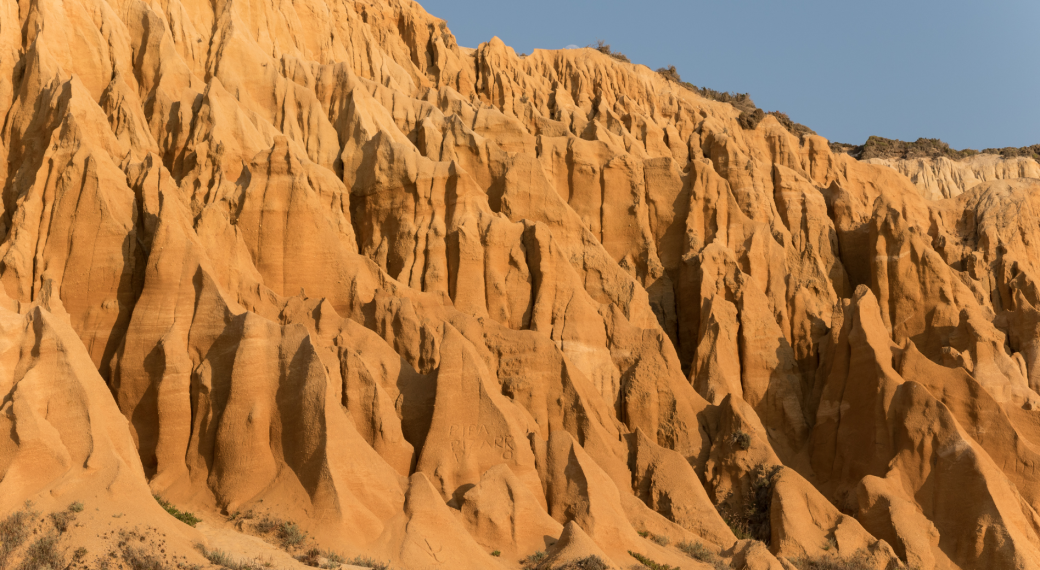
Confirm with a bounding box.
[419,0,1040,150]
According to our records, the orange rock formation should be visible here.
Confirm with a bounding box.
[1,1,1039,569]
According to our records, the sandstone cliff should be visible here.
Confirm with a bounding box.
[867,154,1040,199]
[1,1,1039,569]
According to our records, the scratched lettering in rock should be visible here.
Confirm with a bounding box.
[448,423,515,462]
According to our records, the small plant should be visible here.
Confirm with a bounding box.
[277,521,306,549]
[650,534,669,547]
[628,551,678,570]
[656,66,682,83]
[50,510,76,533]
[730,430,751,451]
[678,541,711,560]
[297,548,323,567]
[17,535,65,570]
[558,556,609,570]
[490,550,501,557]
[68,502,84,513]
[344,556,393,570]
[637,530,649,538]
[589,40,630,63]
[788,551,876,570]
[154,496,201,527]
[196,543,264,570]
[253,517,281,535]
[0,507,35,570]
[74,547,88,561]
[521,550,547,570]
[677,541,727,570]
[229,510,255,531]
[715,464,783,545]
[121,544,166,570]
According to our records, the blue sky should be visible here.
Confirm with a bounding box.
[420,0,1039,150]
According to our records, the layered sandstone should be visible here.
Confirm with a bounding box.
[1,1,1040,569]
[867,154,1040,199]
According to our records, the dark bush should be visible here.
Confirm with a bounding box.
[49,511,75,534]
[558,556,609,570]
[730,430,752,451]
[656,66,682,83]
[768,111,816,137]
[253,516,280,535]
[980,144,1040,160]
[715,464,783,544]
[590,40,630,63]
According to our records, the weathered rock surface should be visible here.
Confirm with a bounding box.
[868,154,1040,199]
[1,0,1039,568]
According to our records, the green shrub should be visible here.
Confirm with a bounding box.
[521,550,547,570]
[276,521,305,549]
[715,465,783,545]
[153,496,201,527]
[650,534,669,546]
[628,551,678,570]
[67,503,84,514]
[490,550,501,557]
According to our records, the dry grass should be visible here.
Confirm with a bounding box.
[344,556,393,570]
[16,535,64,570]
[0,505,37,570]
[677,541,727,570]
[628,551,678,570]
[788,551,878,570]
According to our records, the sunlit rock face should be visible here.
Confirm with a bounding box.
[1,1,1040,568]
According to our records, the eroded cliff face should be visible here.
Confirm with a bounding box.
[1,1,1040,569]
[867,154,1040,200]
